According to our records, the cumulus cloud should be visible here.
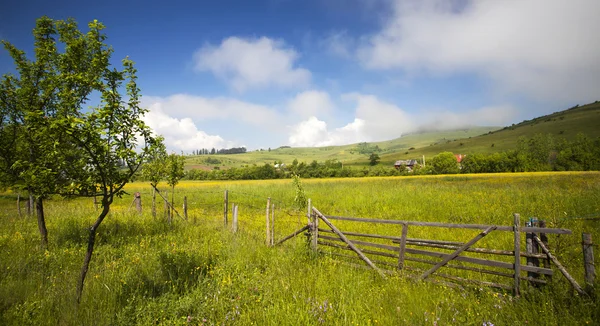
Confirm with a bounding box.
[193,36,311,91]
[288,92,518,147]
[143,105,235,152]
[286,90,336,119]
[142,94,283,129]
[358,0,600,102]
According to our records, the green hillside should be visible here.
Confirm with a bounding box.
[185,127,498,169]
[186,101,600,170]
[379,101,600,165]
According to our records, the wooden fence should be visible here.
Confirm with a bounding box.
[277,205,596,297]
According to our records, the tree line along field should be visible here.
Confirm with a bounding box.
[1,172,599,325]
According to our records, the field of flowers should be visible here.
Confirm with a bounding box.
[0,172,599,325]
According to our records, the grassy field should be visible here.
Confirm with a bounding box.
[1,172,599,325]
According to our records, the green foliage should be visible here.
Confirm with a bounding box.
[141,136,167,187]
[430,152,459,174]
[369,153,380,166]
[291,173,307,211]
[166,153,185,189]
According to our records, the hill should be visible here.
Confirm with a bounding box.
[185,101,600,170]
[379,101,600,165]
[185,127,498,170]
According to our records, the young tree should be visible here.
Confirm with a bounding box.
[165,153,185,222]
[141,136,167,218]
[1,17,108,249]
[369,153,380,166]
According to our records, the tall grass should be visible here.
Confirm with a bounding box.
[0,172,598,325]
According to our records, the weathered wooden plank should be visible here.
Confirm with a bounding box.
[266,197,271,246]
[275,225,309,246]
[317,240,399,259]
[534,235,586,296]
[398,223,408,270]
[421,226,496,280]
[313,208,386,278]
[318,235,398,252]
[398,240,548,259]
[323,215,572,234]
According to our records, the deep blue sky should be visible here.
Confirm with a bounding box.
[2,0,598,151]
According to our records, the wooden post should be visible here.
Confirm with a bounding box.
[183,196,188,220]
[266,197,271,246]
[582,233,595,289]
[513,213,521,297]
[398,223,408,270]
[232,204,238,233]
[224,190,229,226]
[17,193,21,217]
[525,223,539,282]
[271,203,275,246]
[539,220,551,271]
[134,192,142,213]
[311,203,318,251]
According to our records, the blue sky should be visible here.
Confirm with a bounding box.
[2,0,599,152]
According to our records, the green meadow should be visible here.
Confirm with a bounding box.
[1,172,599,325]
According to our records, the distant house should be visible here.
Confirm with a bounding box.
[394,159,418,171]
[274,163,286,170]
[454,154,466,163]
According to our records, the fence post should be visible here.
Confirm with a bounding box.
[232,204,238,233]
[271,203,275,246]
[539,220,551,279]
[28,194,33,216]
[513,213,521,297]
[183,196,188,220]
[151,187,156,218]
[582,233,595,290]
[134,192,142,213]
[307,199,311,223]
[224,190,229,226]
[525,220,540,283]
[17,193,21,217]
[311,205,318,252]
[266,197,271,246]
[398,223,408,270]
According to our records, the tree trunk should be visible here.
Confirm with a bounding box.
[77,203,110,303]
[171,184,175,222]
[152,186,156,219]
[35,197,48,250]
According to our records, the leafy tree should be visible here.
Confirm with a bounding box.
[369,153,380,166]
[1,17,110,248]
[165,153,185,222]
[430,152,459,174]
[141,136,167,218]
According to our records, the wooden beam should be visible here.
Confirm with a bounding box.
[275,225,309,246]
[513,213,521,297]
[313,207,386,278]
[420,226,496,280]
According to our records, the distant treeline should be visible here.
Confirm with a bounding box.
[192,147,247,155]
[181,133,600,180]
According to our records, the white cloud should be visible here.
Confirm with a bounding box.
[358,0,600,102]
[143,94,283,130]
[143,105,234,152]
[288,92,518,147]
[286,90,336,119]
[193,36,311,91]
